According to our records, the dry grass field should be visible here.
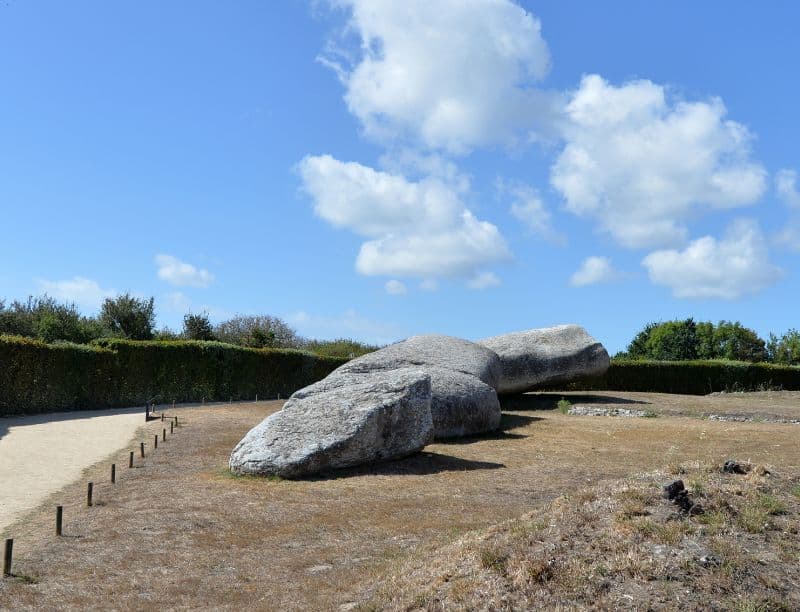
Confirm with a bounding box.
[1,391,799,610]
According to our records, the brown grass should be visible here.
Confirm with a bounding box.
[364,464,800,610]
[0,392,798,610]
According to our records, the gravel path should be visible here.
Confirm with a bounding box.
[0,408,147,534]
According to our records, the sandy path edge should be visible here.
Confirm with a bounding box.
[0,406,179,536]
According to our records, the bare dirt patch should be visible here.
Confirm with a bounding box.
[0,392,798,610]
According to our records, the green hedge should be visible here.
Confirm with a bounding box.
[567,359,800,395]
[0,335,347,416]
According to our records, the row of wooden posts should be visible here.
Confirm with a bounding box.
[2,413,181,579]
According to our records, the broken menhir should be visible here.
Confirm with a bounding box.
[229,369,433,479]
[479,324,610,395]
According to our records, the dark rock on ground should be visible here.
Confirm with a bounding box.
[722,459,749,474]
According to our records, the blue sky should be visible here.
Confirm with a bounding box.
[1,1,799,354]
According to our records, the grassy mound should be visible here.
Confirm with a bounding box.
[361,462,800,611]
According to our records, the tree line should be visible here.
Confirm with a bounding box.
[0,294,377,358]
[617,318,800,365]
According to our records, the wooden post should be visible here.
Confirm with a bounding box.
[111,464,116,484]
[87,482,93,507]
[170,421,174,434]
[56,506,63,536]
[154,434,158,450]
[3,539,12,577]
[161,413,164,422]
[174,416,178,427]
[140,442,145,458]
[255,394,258,403]
[162,428,166,442]
[129,451,134,468]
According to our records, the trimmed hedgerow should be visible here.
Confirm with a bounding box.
[0,335,346,416]
[566,359,800,395]
[0,335,116,414]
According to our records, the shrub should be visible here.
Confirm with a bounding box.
[183,312,215,341]
[0,335,116,414]
[302,338,380,359]
[0,335,346,416]
[564,359,800,395]
[99,294,156,340]
[767,329,800,365]
[214,315,299,348]
[624,319,767,362]
[0,296,106,344]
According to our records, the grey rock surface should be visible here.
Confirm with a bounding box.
[229,369,433,478]
[479,324,610,394]
[426,367,501,438]
[301,365,500,439]
[328,335,502,438]
[332,334,502,389]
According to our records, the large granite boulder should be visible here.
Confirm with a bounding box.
[332,334,502,389]
[229,369,433,478]
[330,335,503,438]
[479,324,609,394]
[427,367,501,438]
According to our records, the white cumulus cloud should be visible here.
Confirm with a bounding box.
[155,255,214,288]
[384,279,407,295]
[298,154,511,280]
[467,271,501,290]
[776,168,800,208]
[503,181,564,244]
[774,169,800,251]
[37,276,115,311]
[569,256,619,287]
[552,74,767,249]
[324,0,558,153]
[642,219,781,299]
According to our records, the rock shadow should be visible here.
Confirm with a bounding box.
[436,413,542,445]
[310,452,505,480]
[501,392,651,412]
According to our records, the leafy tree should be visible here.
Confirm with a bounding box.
[713,321,767,362]
[695,321,716,360]
[99,293,155,340]
[0,298,36,337]
[767,329,800,365]
[183,312,215,341]
[0,295,105,343]
[213,315,299,348]
[625,319,768,362]
[644,318,698,360]
[625,322,658,359]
